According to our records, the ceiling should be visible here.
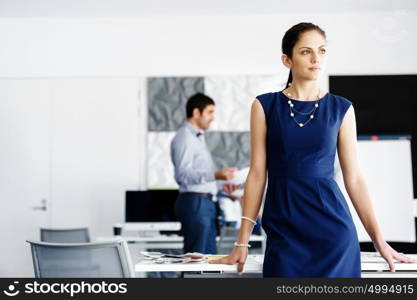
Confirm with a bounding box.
[0,0,415,17]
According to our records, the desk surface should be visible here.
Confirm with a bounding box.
[135,253,417,274]
[97,234,265,242]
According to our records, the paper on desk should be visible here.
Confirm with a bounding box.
[205,255,228,262]
[141,251,205,263]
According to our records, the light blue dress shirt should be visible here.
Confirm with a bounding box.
[170,121,218,195]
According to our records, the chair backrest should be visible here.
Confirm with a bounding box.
[40,228,91,243]
[27,240,135,278]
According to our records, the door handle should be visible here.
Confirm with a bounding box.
[32,199,47,211]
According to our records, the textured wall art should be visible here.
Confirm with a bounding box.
[147,132,177,188]
[146,74,288,188]
[206,132,250,169]
[148,77,204,131]
[205,75,286,131]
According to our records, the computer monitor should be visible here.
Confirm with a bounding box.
[125,190,179,222]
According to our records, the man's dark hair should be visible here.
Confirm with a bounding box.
[186,93,215,118]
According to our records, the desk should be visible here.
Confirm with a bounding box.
[135,253,417,278]
[96,234,265,250]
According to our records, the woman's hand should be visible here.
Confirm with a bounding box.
[208,246,249,275]
[373,239,417,272]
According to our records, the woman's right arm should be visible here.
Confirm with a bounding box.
[208,99,268,274]
[237,98,268,245]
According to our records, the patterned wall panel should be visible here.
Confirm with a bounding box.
[147,132,178,188]
[206,132,250,169]
[205,75,287,131]
[148,77,204,132]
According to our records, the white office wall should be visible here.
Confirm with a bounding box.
[0,11,416,78]
[0,10,416,248]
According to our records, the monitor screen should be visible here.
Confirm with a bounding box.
[125,190,179,222]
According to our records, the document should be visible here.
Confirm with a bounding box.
[218,167,249,185]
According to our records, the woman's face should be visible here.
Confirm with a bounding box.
[283,30,327,82]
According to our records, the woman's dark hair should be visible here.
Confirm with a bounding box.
[282,22,326,89]
[186,93,215,118]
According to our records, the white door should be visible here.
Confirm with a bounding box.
[0,79,51,276]
[48,78,142,236]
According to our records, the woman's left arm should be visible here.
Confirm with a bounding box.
[337,105,417,271]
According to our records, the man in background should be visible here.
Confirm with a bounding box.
[171,93,236,254]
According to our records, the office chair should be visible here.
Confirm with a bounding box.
[26,240,135,278]
[40,227,91,243]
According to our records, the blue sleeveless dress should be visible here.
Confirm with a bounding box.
[257,91,361,278]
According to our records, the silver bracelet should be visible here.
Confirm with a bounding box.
[234,242,251,248]
[241,216,257,225]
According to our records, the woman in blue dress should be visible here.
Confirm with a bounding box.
[210,22,416,277]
